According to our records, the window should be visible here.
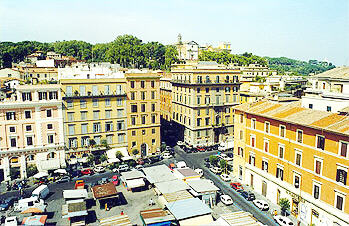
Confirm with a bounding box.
[264,139,269,152]
[239,130,243,140]
[67,100,73,109]
[262,160,268,172]
[104,85,111,95]
[105,110,111,119]
[48,91,58,100]
[142,129,146,135]
[238,147,244,157]
[132,141,136,147]
[141,81,145,88]
[250,135,256,147]
[81,137,89,147]
[68,138,77,148]
[130,81,135,88]
[151,103,155,112]
[67,112,74,122]
[92,85,98,95]
[197,118,201,126]
[81,124,88,134]
[132,131,136,136]
[251,118,256,129]
[47,134,54,144]
[141,104,146,112]
[26,125,32,132]
[151,80,155,88]
[117,109,124,118]
[316,135,325,150]
[197,96,201,105]
[248,154,255,166]
[80,100,87,108]
[79,85,86,96]
[295,150,302,166]
[141,92,146,100]
[339,141,348,157]
[313,183,320,199]
[80,111,87,120]
[336,167,347,185]
[152,115,156,124]
[141,115,146,124]
[46,109,52,117]
[9,126,16,133]
[276,166,284,180]
[6,112,16,120]
[105,99,111,107]
[105,122,113,132]
[22,92,32,101]
[131,117,136,125]
[92,99,98,107]
[197,110,200,116]
[118,134,125,143]
[94,136,101,145]
[297,130,303,143]
[265,122,270,133]
[10,137,17,147]
[68,125,75,135]
[152,128,155,134]
[314,159,322,175]
[131,92,135,100]
[151,91,155,99]
[93,123,101,133]
[205,96,210,104]
[309,104,313,109]
[279,125,286,137]
[294,174,300,188]
[93,111,100,120]
[47,124,53,130]
[39,92,48,100]
[327,106,332,112]
[131,105,138,113]
[205,118,209,126]
[117,98,123,106]
[26,136,33,146]
[24,110,31,119]
[335,193,345,211]
[225,116,230,124]
[278,144,285,158]
[240,114,243,123]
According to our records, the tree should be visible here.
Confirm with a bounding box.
[279,198,290,216]
[89,139,96,147]
[115,151,123,159]
[100,139,110,150]
[219,159,227,170]
[99,154,107,163]
[160,143,167,152]
[209,155,219,166]
[87,154,96,165]
[132,149,139,155]
[9,167,19,180]
[26,165,38,177]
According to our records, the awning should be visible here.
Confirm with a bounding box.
[22,215,48,226]
[121,156,133,161]
[126,178,145,189]
[69,158,78,165]
[33,172,48,179]
[39,159,60,170]
[54,169,67,174]
[107,147,127,163]
[78,157,88,163]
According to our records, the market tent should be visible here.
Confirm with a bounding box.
[21,215,47,226]
[21,207,45,214]
[54,169,67,174]
[33,172,48,179]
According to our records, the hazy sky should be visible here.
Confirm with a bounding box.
[1,0,348,65]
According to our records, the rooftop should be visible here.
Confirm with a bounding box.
[166,198,212,220]
[312,67,349,80]
[142,164,176,184]
[176,168,200,177]
[234,101,349,135]
[155,179,190,194]
[162,190,193,203]
[187,180,220,193]
[91,182,118,199]
[140,208,175,224]
[121,170,145,180]
[99,214,132,226]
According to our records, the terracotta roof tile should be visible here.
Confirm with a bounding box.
[311,114,346,127]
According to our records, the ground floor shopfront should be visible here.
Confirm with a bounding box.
[0,146,66,181]
[239,165,348,226]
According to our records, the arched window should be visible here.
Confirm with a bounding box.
[10,156,19,164]
[26,155,35,162]
[47,152,56,159]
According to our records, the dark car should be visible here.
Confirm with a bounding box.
[143,158,151,165]
[137,158,145,165]
[149,155,162,164]
[204,162,210,168]
[240,191,255,201]
[204,158,210,163]
[99,178,109,184]
[0,197,16,211]
[56,176,71,184]
[70,170,82,178]
[226,152,234,158]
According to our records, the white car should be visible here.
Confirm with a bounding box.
[220,195,233,205]
[209,167,222,174]
[194,168,203,177]
[253,199,270,211]
[4,216,17,226]
[177,141,185,146]
[135,165,143,170]
[162,152,172,159]
[273,215,294,226]
[220,173,231,182]
[219,153,233,161]
[94,165,105,173]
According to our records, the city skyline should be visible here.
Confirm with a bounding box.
[1,0,348,66]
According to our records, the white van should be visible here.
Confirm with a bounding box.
[176,161,187,169]
[13,197,45,212]
[32,185,49,199]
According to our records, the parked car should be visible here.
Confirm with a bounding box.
[219,153,233,161]
[94,165,105,173]
[149,155,162,164]
[197,146,205,152]
[143,158,151,165]
[240,191,256,201]
[99,178,109,184]
[220,195,233,205]
[70,170,82,178]
[273,215,294,226]
[226,152,234,158]
[56,176,71,184]
[4,216,17,226]
[81,169,93,175]
[253,199,270,211]
[194,168,203,177]
[32,185,49,200]
[230,182,244,192]
[176,161,187,169]
[135,165,143,170]
[0,197,16,211]
[209,166,222,174]
[204,158,210,163]
[220,173,231,182]
[74,180,85,189]
[137,158,145,165]
[162,152,172,159]
[204,162,210,168]
[177,141,185,146]
[113,164,129,173]
[111,175,119,186]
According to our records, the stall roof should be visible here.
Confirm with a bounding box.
[187,180,219,193]
[100,214,132,226]
[63,189,88,199]
[175,168,200,177]
[62,201,88,218]
[91,182,118,199]
[121,170,145,180]
[162,190,193,203]
[22,215,48,226]
[140,208,175,225]
[155,179,189,194]
[142,165,176,184]
[166,198,212,220]
[126,178,145,188]
[218,211,262,226]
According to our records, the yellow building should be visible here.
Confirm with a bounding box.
[60,78,127,158]
[125,72,161,156]
[160,72,172,121]
[171,61,241,147]
[233,100,349,226]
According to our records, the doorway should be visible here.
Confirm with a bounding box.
[250,174,254,188]
[141,143,147,157]
[0,169,4,182]
[214,130,219,143]
[262,181,267,197]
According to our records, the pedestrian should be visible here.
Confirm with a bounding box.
[121,210,124,215]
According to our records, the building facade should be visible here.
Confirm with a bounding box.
[171,62,241,147]
[160,73,172,121]
[0,84,65,180]
[125,72,161,156]
[233,101,349,226]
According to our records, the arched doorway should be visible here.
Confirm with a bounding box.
[141,143,148,157]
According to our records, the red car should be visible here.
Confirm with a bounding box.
[81,169,93,175]
[197,147,205,152]
[230,182,244,192]
[111,175,119,186]
[137,158,145,165]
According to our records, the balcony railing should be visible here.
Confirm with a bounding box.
[63,91,126,99]
[171,79,240,85]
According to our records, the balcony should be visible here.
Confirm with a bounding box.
[171,79,240,86]
[63,91,126,100]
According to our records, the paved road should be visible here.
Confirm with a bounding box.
[173,146,278,226]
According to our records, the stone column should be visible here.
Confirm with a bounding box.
[20,155,26,179]
[3,156,10,181]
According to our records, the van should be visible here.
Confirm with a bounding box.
[32,185,49,200]
[13,197,45,212]
[176,161,187,169]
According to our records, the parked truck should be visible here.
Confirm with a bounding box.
[13,197,45,212]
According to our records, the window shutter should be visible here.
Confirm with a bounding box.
[336,169,340,182]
